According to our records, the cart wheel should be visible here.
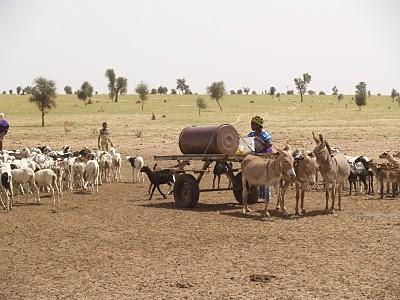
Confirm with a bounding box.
[233,172,258,204]
[173,174,200,208]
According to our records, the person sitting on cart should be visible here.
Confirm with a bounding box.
[246,115,273,201]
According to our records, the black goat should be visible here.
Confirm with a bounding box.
[354,156,374,195]
[213,162,233,189]
[140,166,175,200]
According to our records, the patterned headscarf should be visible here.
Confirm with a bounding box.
[251,115,263,127]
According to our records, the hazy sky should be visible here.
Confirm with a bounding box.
[0,0,399,95]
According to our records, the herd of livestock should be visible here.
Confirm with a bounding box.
[1,132,400,216]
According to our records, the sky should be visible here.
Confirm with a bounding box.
[0,0,399,95]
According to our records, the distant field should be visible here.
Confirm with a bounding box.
[1,93,399,157]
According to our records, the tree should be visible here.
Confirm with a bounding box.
[64,85,72,95]
[269,86,276,98]
[16,86,22,95]
[294,73,312,102]
[9,89,13,95]
[355,82,367,110]
[2,91,6,94]
[367,90,371,97]
[276,92,281,100]
[391,89,398,101]
[196,97,207,116]
[332,86,338,95]
[77,81,93,106]
[243,87,250,95]
[150,88,157,94]
[230,90,236,95]
[251,91,257,95]
[171,88,177,94]
[206,81,225,111]
[319,91,326,95]
[176,78,189,94]
[337,94,344,102]
[135,82,149,111]
[23,86,32,95]
[157,86,168,94]
[237,89,243,95]
[114,77,127,102]
[308,90,316,96]
[29,77,57,127]
[105,68,116,101]
[287,90,294,95]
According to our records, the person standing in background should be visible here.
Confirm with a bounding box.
[0,113,10,152]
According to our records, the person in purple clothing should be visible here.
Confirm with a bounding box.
[0,113,10,152]
[247,115,273,201]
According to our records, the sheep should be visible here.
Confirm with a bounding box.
[98,152,113,184]
[140,166,175,200]
[72,161,86,188]
[127,156,145,183]
[0,163,13,211]
[11,168,39,204]
[213,162,233,189]
[111,153,122,183]
[84,159,100,193]
[35,169,60,208]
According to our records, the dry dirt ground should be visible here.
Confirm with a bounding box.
[1,145,400,300]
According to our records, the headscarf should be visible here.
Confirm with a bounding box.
[251,115,263,127]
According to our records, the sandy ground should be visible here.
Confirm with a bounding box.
[1,149,400,300]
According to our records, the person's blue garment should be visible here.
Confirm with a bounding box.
[0,119,9,133]
[247,129,272,153]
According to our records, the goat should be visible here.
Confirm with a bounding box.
[127,156,145,183]
[379,151,400,168]
[98,152,113,184]
[347,161,369,195]
[312,132,350,212]
[148,160,190,195]
[72,161,86,188]
[140,166,175,200]
[353,156,374,195]
[110,152,122,183]
[368,160,399,198]
[281,150,318,215]
[241,146,296,216]
[213,162,233,189]
[35,169,60,208]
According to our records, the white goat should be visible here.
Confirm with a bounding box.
[11,168,40,203]
[126,156,145,183]
[35,169,60,209]
[0,163,13,211]
[84,159,100,193]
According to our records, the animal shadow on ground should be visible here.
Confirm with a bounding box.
[221,208,330,221]
[12,202,41,207]
[139,201,240,213]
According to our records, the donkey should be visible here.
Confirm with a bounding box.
[312,132,350,212]
[281,150,318,215]
[241,146,296,216]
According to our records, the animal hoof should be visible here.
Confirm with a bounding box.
[329,208,336,214]
[263,211,270,217]
[295,211,300,216]
[275,206,281,211]
[301,209,307,215]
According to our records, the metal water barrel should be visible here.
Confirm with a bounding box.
[178,124,239,154]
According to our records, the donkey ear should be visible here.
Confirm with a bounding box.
[312,132,320,144]
[319,134,324,143]
[325,140,332,154]
[283,143,291,151]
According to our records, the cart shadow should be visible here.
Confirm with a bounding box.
[140,201,241,212]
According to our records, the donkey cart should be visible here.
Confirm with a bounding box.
[154,153,271,208]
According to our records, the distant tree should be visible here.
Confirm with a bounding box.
[29,77,57,127]
[207,81,225,111]
[2,91,6,94]
[157,86,168,94]
[276,92,281,100]
[77,81,94,106]
[243,87,250,95]
[367,90,371,97]
[135,82,149,111]
[332,86,338,95]
[287,90,294,95]
[64,85,73,95]
[230,90,236,95]
[113,77,127,102]
[294,73,311,102]
[308,90,316,96]
[391,89,397,101]
[196,97,207,116]
[95,91,98,95]
[176,78,189,94]
[16,86,22,95]
[269,86,276,98]
[251,91,257,95]
[23,86,32,95]
[355,81,367,110]
[151,88,157,94]
[171,88,177,94]
[337,94,344,102]
[105,68,116,101]
[237,89,243,95]
[9,89,13,95]
[319,91,326,95]
[185,88,192,95]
